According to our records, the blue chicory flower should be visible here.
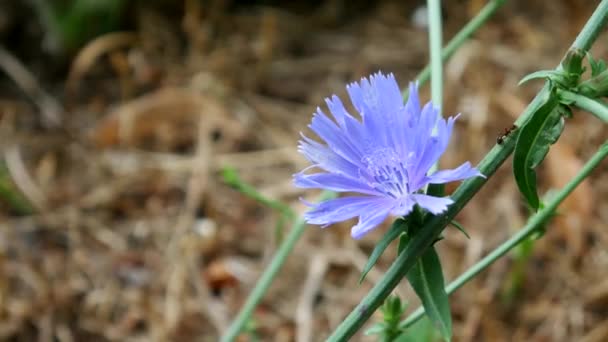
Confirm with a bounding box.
[294,72,483,239]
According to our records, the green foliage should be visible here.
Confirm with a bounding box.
[365,295,409,341]
[500,235,535,304]
[577,69,608,98]
[520,48,585,88]
[449,220,470,239]
[512,88,564,210]
[516,50,608,210]
[243,318,260,342]
[222,166,294,218]
[0,162,34,215]
[561,48,586,76]
[33,0,127,53]
[405,245,452,342]
[360,218,408,283]
[519,70,572,88]
[587,52,607,76]
[222,166,294,241]
[395,317,439,342]
[576,52,608,97]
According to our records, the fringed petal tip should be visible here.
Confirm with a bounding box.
[412,194,454,215]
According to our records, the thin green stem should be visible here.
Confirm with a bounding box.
[221,191,334,342]
[223,2,509,340]
[404,0,508,98]
[399,141,608,329]
[327,2,608,340]
[559,89,608,123]
[223,167,295,219]
[427,0,443,116]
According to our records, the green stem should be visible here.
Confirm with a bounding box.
[399,141,608,329]
[558,89,608,123]
[327,1,608,340]
[221,191,335,342]
[404,0,508,98]
[427,0,443,116]
[223,2,509,340]
[223,167,295,218]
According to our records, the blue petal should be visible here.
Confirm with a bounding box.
[427,162,484,184]
[304,196,388,227]
[298,135,359,177]
[309,108,362,166]
[405,82,421,129]
[402,84,420,158]
[350,197,395,239]
[325,95,353,128]
[374,73,409,154]
[408,114,460,190]
[411,194,454,215]
[293,172,382,196]
[390,195,416,217]
[347,78,387,147]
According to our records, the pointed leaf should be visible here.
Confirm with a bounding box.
[577,69,608,98]
[587,52,607,77]
[359,218,408,283]
[449,220,470,239]
[519,70,568,86]
[513,88,562,210]
[406,246,452,342]
[395,317,437,342]
[561,48,585,78]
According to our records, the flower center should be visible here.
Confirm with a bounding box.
[361,148,409,198]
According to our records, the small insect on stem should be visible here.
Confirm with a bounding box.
[497,124,518,145]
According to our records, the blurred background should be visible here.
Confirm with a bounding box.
[0,0,607,341]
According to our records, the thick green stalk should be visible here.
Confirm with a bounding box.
[327,1,608,340]
[405,0,508,97]
[400,141,608,329]
[427,0,443,115]
[221,191,334,342]
[222,2,510,340]
[559,89,608,123]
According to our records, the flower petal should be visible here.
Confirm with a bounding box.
[350,198,395,239]
[325,95,354,128]
[309,108,362,165]
[391,195,416,217]
[411,194,454,215]
[304,196,386,227]
[293,172,382,196]
[427,162,484,184]
[298,134,359,177]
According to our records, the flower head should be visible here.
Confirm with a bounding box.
[294,72,483,239]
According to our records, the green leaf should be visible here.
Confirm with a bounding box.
[577,69,608,98]
[0,162,34,215]
[365,295,409,340]
[513,88,562,210]
[519,70,568,87]
[587,52,607,77]
[222,166,294,219]
[395,317,437,342]
[449,220,470,239]
[406,246,452,342]
[359,219,408,283]
[561,48,585,78]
